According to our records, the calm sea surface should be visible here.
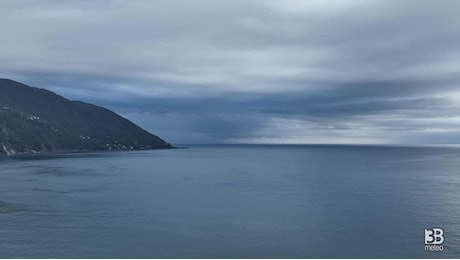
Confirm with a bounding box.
[0,145,459,258]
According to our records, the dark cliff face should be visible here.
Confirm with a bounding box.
[0,79,172,155]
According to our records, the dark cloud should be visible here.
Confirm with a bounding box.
[1,0,459,144]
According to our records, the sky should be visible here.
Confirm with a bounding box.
[1,0,460,145]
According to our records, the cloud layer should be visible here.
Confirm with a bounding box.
[1,0,460,144]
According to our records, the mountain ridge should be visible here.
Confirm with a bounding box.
[0,78,172,155]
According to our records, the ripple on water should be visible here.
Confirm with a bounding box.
[0,200,28,214]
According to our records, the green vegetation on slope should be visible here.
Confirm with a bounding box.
[0,79,172,155]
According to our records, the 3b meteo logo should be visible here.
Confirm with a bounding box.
[425,228,444,252]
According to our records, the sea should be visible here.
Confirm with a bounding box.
[0,144,459,258]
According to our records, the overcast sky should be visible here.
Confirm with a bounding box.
[1,0,460,144]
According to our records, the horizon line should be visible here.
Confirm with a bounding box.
[174,143,460,148]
